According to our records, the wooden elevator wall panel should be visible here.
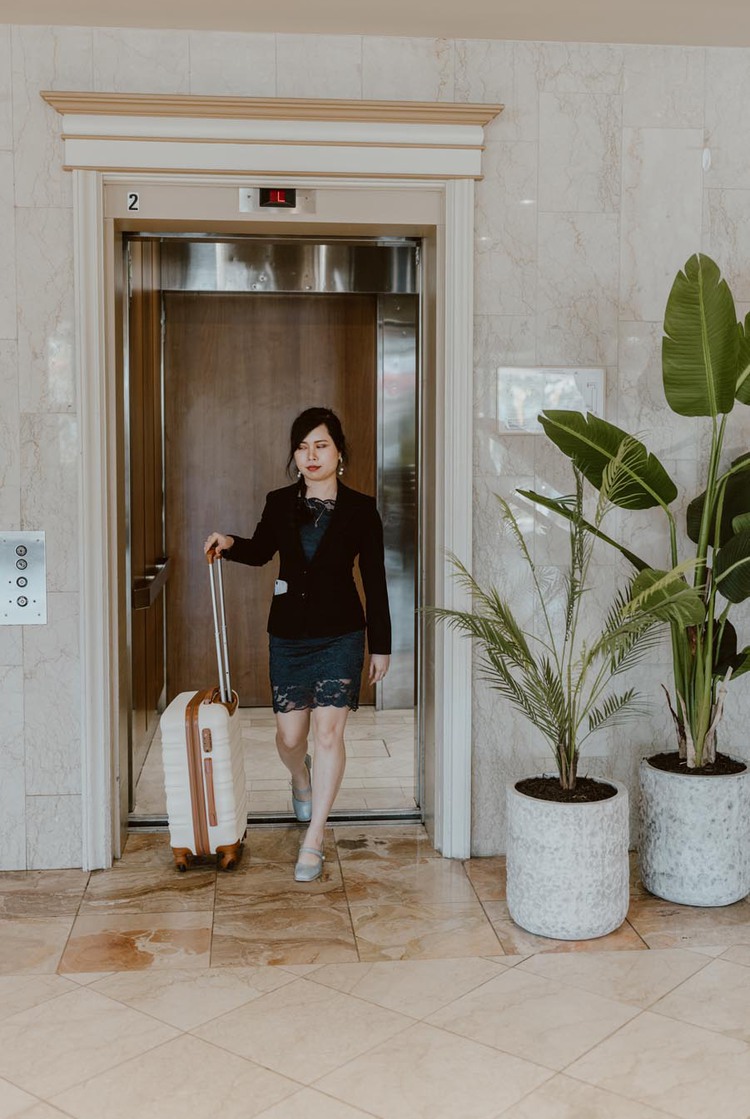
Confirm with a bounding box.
[164,292,377,706]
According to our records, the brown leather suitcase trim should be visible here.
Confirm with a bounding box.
[204,758,218,827]
[184,690,211,855]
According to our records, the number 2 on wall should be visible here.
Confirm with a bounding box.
[127,191,140,212]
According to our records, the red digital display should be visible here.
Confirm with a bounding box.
[259,187,297,209]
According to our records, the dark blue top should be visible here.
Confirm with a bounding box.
[299,497,336,561]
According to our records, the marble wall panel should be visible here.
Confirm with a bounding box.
[473,314,536,476]
[472,473,536,594]
[0,27,11,150]
[623,45,705,129]
[539,92,621,213]
[23,593,80,796]
[454,39,536,143]
[521,40,624,96]
[16,207,75,414]
[705,49,750,189]
[537,212,619,366]
[20,414,79,594]
[92,27,189,93]
[0,153,16,340]
[474,142,538,316]
[188,32,276,96]
[276,34,362,99]
[11,25,92,208]
[362,36,454,101]
[26,794,82,870]
[619,128,704,322]
[0,341,20,531]
[617,320,666,435]
[704,189,750,304]
[0,666,25,870]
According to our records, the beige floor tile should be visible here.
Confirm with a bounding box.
[0,974,77,1023]
[58,912,212,973]
[251,1089,373,1118]
[0,1077,37,1119]
[349,902,502,962]
[334,827,438,861]
[0,871,89,918]
[426,967,638,1071]
[0,918,74,976]
[194,977,412,1084]
[463,857,506,902]
[651,958,750,1041]
[79,867,216,914]
[244,826,326,864]
[518,946,710,1007]
[117,833,173,870]
[500,1073,678,1118]
[0,985,177,1097]
[9,1107,71,1119]
[211,905,358,967]
[316,1021,551,1119]
[627,895,750,950]
[50,1033,298,1119]
[721,944,750,967]
[58,972,114,985]
[88,965,295,1030]
[483,904,648,954]
[340,856,479,907]
[308,956,506,1018]
[567,1010,750,1119]
[215,860,346,911]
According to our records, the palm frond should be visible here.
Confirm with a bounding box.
[587,688,651,735]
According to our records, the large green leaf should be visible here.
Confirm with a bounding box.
[629,567,705,626]
[538,411,677,510]
[516,488,650,571]
[714,529,750,603]
[737,313,750,404]
[662,254,738,417]
[686,454,750,545]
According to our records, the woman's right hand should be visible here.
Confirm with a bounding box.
[204,531,234,558]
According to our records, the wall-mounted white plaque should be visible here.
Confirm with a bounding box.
[497,367,605,434]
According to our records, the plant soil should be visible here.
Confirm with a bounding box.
[515,776,617,803]
[648,751,746,776]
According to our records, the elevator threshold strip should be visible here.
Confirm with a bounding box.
[128,808,423,831]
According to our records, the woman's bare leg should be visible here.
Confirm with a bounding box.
[297,704,350,868]
[274,709,312,799]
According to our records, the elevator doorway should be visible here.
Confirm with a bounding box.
[126,235,421,824]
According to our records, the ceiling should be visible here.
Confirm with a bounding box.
[2,0,750,47]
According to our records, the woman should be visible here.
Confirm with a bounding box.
[204,407,391,882]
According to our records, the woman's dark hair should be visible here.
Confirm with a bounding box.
[286,407,348,478]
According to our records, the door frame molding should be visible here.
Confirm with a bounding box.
[61,95,497,867]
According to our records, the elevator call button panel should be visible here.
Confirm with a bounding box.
[0,531,47,625]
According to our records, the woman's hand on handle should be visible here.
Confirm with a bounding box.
[368,653,390,685]
[204,532,234,560]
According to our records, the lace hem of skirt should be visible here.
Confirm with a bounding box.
[272,678,360,714]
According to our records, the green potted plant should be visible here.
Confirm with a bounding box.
[435,467,698,939]
[524,253,750,906]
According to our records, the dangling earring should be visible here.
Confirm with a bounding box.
[296,470,302,480]
[337,458,344,477]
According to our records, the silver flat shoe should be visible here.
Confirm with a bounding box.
[291,753,312,822]
[294,845,325,882]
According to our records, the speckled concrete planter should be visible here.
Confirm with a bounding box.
[639,757,750,906]
[506,778,629,941]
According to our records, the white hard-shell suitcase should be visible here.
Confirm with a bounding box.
[160,552,247,871]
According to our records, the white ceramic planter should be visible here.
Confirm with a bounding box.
[506,778,629,940]
[639,757,750,906]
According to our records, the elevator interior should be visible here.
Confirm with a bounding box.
[125,235,421,825]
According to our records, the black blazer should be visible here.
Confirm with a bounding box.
[226,482,392,655]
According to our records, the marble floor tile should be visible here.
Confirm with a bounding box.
[316,1021,552,1119]
[243,826,332,864]
[334,827,439,861]
[307,956,506,1019]
[349,901,502,962]
[194,976,413,1084]
[483,902,648,954]
[0,1077,37,1118]
[0,973,77,1022]
[650,957,750,1041]
[721,944,750,967]
[0,918,74,975]
[0,871,89,917]
[215,860,346,911]
[518,946,710,1007]
[340,855,478,907]
[79,867,216,914]
[567,1010,750,1119]
[426,967,639,1071]
[6,1106,70,1119]
[116,832,173,870]
[627,895,750,949]
[499,1073,679,1118]
[58,912,212,972]
[0,985,177,1097]
[50,1033,298,1119]
[88,964,295,1029]
[250,1089,373,1118]
[211,905,358,967]
[463,857,506,901]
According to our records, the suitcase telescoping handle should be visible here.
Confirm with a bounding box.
[206,550,232,704]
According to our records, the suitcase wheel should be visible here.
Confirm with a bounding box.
[217,840,243,872]
[172,847,193,872]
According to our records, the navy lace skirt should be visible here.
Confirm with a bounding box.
[269,629,365,713]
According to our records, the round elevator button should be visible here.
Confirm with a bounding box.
[16,558,28,570]
[17,596,28,607]
[17,577,28,588]
[15,545,27,557]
